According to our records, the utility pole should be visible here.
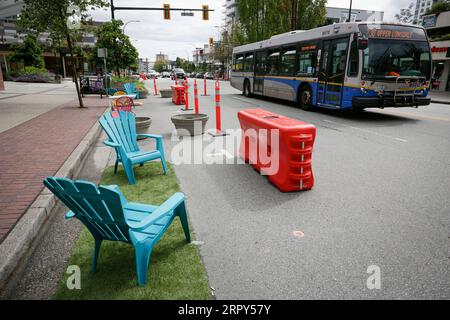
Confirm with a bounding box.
[291,0,298,31]
[348,0,353,22]
[110,0,115,19]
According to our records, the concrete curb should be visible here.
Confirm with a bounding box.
[0,117,104,294]
[431,99,450,105]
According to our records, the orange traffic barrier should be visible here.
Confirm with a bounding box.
[202,77,209,96]
[209,80,227,137]
[182,79,192,111]
[153,77,158,96]
[194,79,199,114]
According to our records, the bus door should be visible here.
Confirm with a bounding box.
[317,38,348,108]
[254,51,265,95]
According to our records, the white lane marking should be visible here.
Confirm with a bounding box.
[232,96,260,106]
[322,119,408,143]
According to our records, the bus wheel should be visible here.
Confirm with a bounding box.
[299,86,312,110]
[243,80,251,97]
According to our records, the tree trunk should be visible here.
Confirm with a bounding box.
[66,34,85,108]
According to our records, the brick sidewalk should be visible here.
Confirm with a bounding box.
[0,97,108,243]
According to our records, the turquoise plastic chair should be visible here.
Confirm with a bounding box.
[106,88,117,96]
[43,177,191,286]
[99,111,167,184]
[124,82,140,99]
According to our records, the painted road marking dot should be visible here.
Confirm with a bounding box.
[293,230,305,238]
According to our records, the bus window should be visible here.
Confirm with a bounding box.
[297,43,317,76]
[280,49,296,76]
[244,53,254,72]
[298,52,315,76]
[267,51,280,75]
[235,54,244,72]
[348,39,359,77]
[330,41,348,82]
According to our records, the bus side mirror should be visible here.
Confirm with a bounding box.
[357,38,368,50]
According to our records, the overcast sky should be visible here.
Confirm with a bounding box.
[88,0,415,62]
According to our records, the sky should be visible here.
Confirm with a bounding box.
[88,0,415,62]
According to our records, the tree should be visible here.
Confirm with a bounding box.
[18,0,108,108]
[154,59,169,73]
[426,1,450,15]
[92,20,139,76]
[10,34,45,68]
[175,57,195,73]
[395,2,414,24]
[231,0,327,45]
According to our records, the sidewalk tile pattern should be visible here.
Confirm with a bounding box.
[0,97,108,243]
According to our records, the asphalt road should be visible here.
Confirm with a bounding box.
[142,78,450,299]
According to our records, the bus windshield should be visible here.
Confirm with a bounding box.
[362,40,431,80]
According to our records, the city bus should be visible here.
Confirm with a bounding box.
[230,22,432,111]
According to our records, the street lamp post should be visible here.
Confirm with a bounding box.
[123,20,141,34]
[348,0,353,23]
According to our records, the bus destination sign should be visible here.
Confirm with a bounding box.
[367,29,413,39]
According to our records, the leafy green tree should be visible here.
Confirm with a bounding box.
[18,0,109,108]
[231,0,326,45]
[154,60,169,72]
[10,34,45,68]
[92,20,139,76]
[426,0,450,15]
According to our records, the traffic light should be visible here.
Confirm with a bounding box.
[202,5,209,20]
[209,37,214,47]
[163,4,170,20]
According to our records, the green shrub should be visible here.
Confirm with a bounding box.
[21,66,48,76]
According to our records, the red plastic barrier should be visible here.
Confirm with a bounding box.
[171,85,185,105]
[238,109,316,192]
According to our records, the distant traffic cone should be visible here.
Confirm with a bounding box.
[209,80,228,137]
[153,77,158,96]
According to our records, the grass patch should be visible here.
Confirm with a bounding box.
[54,162,211,300]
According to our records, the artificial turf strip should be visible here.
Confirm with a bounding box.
[54,162,211,300]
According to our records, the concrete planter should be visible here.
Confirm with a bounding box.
[160,89,172,98]
[171,113,209,136]
[136,117,152,139]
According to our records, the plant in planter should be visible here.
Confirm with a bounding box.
[136,82,149,99]
[171,113,209,136]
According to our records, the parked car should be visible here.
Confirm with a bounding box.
[161,71,171,78]
[171,68,186,80]
[196,72,205,79]
[204,72,214,80]
[147,70,158,79]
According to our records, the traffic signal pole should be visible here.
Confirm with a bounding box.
[110,3,214,19]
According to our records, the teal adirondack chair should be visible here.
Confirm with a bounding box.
[106,88,118,96]
[124,82,140,99]
[99,111,167,184]
[43,177,191,286]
